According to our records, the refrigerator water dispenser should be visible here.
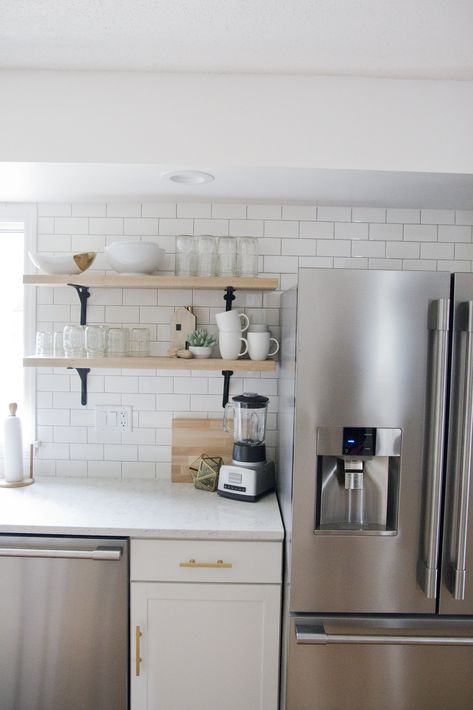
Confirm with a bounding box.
[315,427,402,535]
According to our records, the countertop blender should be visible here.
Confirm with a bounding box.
[217,392,275,501]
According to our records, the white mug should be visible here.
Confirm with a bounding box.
[219,331,248,360]
[247,332,279,361]
[215,310,249,333]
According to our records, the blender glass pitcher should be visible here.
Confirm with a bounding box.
[223,393,269,446]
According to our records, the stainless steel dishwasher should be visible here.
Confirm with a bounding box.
[0,535,128,710]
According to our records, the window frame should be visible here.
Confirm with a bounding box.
[0,203,37,445]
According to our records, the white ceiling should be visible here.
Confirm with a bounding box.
[2,3,472,208]
[2,163,473,208]
[1,0,473,79]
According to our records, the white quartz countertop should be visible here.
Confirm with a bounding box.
[0,477,284,540]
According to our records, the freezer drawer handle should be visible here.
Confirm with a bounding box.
[418,298,450,599]
[0,546,122,560]
[448,301,473,600]
[295,624,473,646]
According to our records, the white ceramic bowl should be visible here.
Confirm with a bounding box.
[188,346,213,359]
[28,251,96,275]
[105,241,164,274]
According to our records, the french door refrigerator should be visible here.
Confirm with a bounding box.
[278,269,473,710]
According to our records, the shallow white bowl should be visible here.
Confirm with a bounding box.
[28,251,96,275]
[106,241,164,274]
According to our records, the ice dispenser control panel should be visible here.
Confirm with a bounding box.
[342,427,376,456]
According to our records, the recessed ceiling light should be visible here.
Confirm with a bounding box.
[161,170,215,185]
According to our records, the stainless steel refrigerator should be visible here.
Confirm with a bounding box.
[278,269,473,710]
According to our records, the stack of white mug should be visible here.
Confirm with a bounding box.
[215,310,279,361]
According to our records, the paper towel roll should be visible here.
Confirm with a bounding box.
[3,403,24,482]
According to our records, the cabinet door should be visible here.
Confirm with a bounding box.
[131,582,280,710]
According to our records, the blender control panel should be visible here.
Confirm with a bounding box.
[342,427,376,456]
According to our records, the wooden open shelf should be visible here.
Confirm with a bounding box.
[23,356,277,372]
[23,274,279,290]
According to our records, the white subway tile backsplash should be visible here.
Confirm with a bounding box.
[229,219,263,237]
[352,207,386,223]
[439,225,472,243]
[317,206,351,222]
[420,242,454,260]
[248,204,281,220]
[194,219,229,236]
[454,244,473,260]
[456,211,473,226]
[300,221,334,239]
[317,240,351,257]
[142,203,177,218]
[351,240,385,258]
[282,239,316,256]
[89,217,124,235]
[72,203,107,217]
[421,209,455,225]
[124,218,159,236]
[30,198,473,482]
[54,217,88,234]
[282,205,316,221]
[387,208,420,224]
[404,225,438,242]
[38,203,72,217]
[386,242,420,259]
[177,203,211,218]
[335,222,369,240]
[107,203,142,217]
[212,203,247,219]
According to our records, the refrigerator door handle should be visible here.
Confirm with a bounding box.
[295,623,473,646]
[418,298,450,598]
[448,300,473,600]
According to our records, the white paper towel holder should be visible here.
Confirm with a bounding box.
[0,405,35,488]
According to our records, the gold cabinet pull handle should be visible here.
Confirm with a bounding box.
[135,625,142,676]
[179,559,233,569]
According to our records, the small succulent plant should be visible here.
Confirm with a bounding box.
[187,328,216,347]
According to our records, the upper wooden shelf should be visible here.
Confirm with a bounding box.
[23,356,277,372]
[23,274,279,290]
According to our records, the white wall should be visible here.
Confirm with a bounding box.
[1,71,473,173]
[22,199,473,480]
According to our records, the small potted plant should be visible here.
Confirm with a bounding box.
[187,328,216,359]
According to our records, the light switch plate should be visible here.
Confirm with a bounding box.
[95,405,132,432]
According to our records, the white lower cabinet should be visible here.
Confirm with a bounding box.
[130,540,282,710]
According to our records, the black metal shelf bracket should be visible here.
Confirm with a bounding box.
[66,284,91,405]
[67,367,90,406]
[67,284,90,326]
[222,286,237,408]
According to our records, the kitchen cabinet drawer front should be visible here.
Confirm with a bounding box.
[131,539,282,583]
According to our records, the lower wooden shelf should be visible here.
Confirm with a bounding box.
[23,356,277,372]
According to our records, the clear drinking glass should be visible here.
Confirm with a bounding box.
[53,331,65,357]
[130,327,150,357]
[175,235,196,276]
[35,330,53,356]
[196,235,218,277]
[217,237,237,277]
[63,325,86,357]
[106,327,129,357]
[237,237,258,276]
[85,325,107,357]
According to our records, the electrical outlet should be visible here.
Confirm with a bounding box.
[95,405,132,432]
[118,406,132,431]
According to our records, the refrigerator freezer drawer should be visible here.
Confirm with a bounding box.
[287,616,473,710]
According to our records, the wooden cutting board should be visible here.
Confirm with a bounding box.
[171,418,234,483]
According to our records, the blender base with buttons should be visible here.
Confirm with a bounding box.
[217,393,276,502]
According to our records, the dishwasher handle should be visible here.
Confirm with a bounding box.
[0,546,122,561]
[295,623,473,646]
